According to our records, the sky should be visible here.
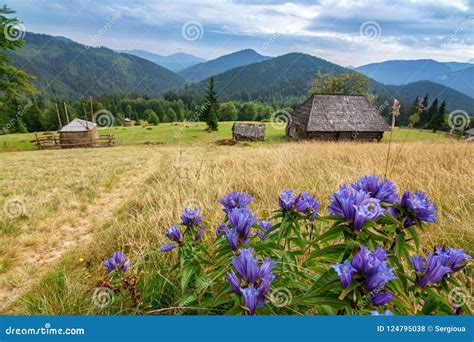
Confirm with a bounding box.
[9,0,474,67]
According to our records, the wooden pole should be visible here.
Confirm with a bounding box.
[83,107,89,129]
[63,102,70,123]
[89,96,94,121]
[55,103,63,129]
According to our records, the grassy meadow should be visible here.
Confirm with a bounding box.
[0,130,471,314]
[0,122,450,152]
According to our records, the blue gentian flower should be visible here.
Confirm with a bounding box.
[411,253,452,288]
[372,291,393,306]
[332,260,357,288]
[219,192,254,214]
[180,207,203,226]
[352,176,399,204]
[371,310,394,316]
[165,224,182,242]
[231,248,260,283]
[329,185,384,230]
[241,286,259,315]
[278,189,295,212]
[194,224,205,241]
[333,247,395,301]
[225,228,239,251]
[226,269,242,296]
[435,246,471,272]
[102,251,130,273]
[160,244,178,252]
[215,223,229,236]
[228,208,257,243]
[400,190,436,225]
[226,248,276,315]
[257,220,272,240]
[295,192,320,221]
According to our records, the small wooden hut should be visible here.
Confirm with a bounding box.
[286,94,389,141]
[59,118,98,148]
[123,118,132,127]
[464,128,474,141]
[232,122,265,141]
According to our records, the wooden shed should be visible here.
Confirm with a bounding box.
[59,118,99,148]
[232,122,265,141]
[464,128,474,141]
[286,94,390,141]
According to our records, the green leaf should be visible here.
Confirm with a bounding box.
[406,226,420,251]
[315,224,346,242]
[180,264,198,292]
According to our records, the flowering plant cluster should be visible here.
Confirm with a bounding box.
[97,176,471,316]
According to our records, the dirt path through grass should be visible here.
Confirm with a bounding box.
[0,149,163,312]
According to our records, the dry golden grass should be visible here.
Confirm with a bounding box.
[2,140,473,314]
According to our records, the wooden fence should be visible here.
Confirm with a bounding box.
[33,134,115,150]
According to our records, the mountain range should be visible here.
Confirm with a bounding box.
[8,32,474,113]
[354,59,473,97]
[118,49,206,72]
[178,49,271,82]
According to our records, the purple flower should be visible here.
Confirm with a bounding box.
[228,208,257,242]
[219,192,253,214]
[340,247,396,292]
[278,189,295,212]
[194,224,205,241]
[225,228,239,251]
[227,248,276,314]
[180,207,203,226]
[226,269,242,296]
[295,192,320,221]
[352,176,399,204]
[371,310,394,316]
[414,253,452,288]
[242,286,259,315]
[434,246,471,272]
[102,251,130,273]
[215,223,229,236]
[329,185,383,231]
[332,260,357,288]
[257,220,272,240]
[160,244,178,252]
[410,255,426,273]
[372,291,393,306]
[400,190,436,225]
[231,248,260,284]
[165,224,182,242]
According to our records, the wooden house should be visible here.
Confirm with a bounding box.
[286,94,389,141]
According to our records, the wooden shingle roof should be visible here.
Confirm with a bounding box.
[292,94,390,132]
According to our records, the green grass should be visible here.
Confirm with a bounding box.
[0,122,450,153]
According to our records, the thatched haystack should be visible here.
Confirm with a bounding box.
[59,118,98,148]
[232,123,265,141]
[287,94,389,141]
[123,118,132,127]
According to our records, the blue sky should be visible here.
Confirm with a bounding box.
[10,0,474,66]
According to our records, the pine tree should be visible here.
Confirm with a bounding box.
[418,93,430,127]
[203,77,219,131]
[429,100,446,133]
[0,6,35,100]
[426,97,439,131]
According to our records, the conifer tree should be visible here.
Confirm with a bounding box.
[202,77,219,131]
